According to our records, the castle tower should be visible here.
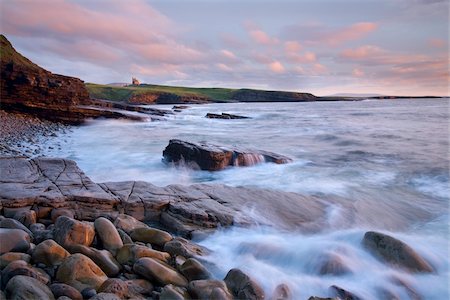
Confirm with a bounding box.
[132,77,140,85]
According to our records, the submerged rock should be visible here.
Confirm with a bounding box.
[224,268,265,300]
[362,231,434,273]
[162,139,292,171]
[205,112,250,119]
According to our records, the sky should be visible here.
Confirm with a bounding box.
[1,0,449,96]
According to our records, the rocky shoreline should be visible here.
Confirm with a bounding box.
[0,110,71,158]
[0,156,436,299]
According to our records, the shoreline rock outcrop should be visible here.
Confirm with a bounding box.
[162,139,293,171]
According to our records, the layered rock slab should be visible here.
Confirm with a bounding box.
[1,157,330,237]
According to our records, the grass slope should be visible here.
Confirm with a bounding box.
[86,83,237,102]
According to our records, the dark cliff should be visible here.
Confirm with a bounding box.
[231,89,317,102]
[0,35,92,122]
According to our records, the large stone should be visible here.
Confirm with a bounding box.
[56,253,108,292]
[188,280,232,300]
[179,258,212,281]
[89,293,122,300]
[5,275,54,300]
[163,139,292,171]
[133,257,188,287]
[130,227,173,247]
[13,209,37,228]
[224,268,265,300]
[271,284,292,300]
[160,284,190,300]
[205,112,250,119]
[69,244,122,277]
[0,217,33,237]
[98,279,133,299]
[0,252,31,269]
[362,231,434,273]
[53,216,95,250]
[113,214,148,234]
[32,239,70,267]
[50,283,83,300]
[94,217,123,255]
[1,260,50,288]
[164,237,209,258]
[125,279,154,296]
[116,244,170,265]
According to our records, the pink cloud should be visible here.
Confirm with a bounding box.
[286,51,317,63]
[221,49,237,60]
[352,68,365,77]
[217,63,233,72]
[284,41,303,53]
[428,38,446,48]
[269,61,285,73]
[249,30,279,45]
[328,22,378,45]
[340,45,384,59]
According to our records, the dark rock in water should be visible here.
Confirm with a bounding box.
[362,231,434,273]
[162,139,292,171]
[173,105,190,110]
[330,285,362,300]
[271,283,292,300]
[179,258,212,281]
[188,279,231,300]
[164,237,209,258]
[224,268,265,300]
[205,112,250,119]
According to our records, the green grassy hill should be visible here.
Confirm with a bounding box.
[86,83,237,102]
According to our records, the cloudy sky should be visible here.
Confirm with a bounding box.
[1,0,448,96]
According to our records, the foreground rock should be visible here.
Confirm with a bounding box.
[224,268,265,300]
[5,275,55,300]
[205,112,250,119]
[163,139,292,171]
[362,231,434,273]
[0,156,330,237]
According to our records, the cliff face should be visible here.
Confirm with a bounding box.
[231,89,317,102]
[0,35,91,122]
[128,92,209,105]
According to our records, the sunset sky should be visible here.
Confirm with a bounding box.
[1,0,449,96]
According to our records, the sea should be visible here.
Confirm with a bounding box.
[45,98,449,299]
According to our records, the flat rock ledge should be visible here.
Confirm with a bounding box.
[163,139,293,171]
[0,157,327,237]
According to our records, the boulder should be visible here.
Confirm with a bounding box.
[188,280,231,300]
[94,217,123,255]
[362,231,434,273]
[164,237,209,258]
[130,227,173,247]
[53,216,95,250]
[116,244,170,265]
[5,275,54,300]
[179,258,212,281]
[13,209,36,227]
[205,113,250,119]
[271,284,292,300]
[32,239,70,267]
[98,279,132,299]
[125,279,154,296]
[330,285,362,300]
[314,252,351,276]
[133,257,188,287]
[0,217,33,237]
[163,139,292,171]
[51,209,75,223]
[50,283,83,300]
[0,252,31,269]
[69,244,121,277]
[224,268,265,300]
[1,260,50,288]
[118,229,133,244]
[56,253,108,292]
[89,293,122,300]
[114,214,148,233]
[160,284,190,300]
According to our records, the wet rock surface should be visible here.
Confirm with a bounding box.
[163,139,293,171]
[205,112,250,119]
